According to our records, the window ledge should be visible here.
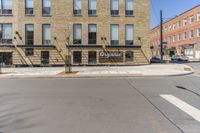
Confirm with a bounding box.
[25,14,35,17]
[0,14,13,17]
[73,14,83,17]
[111,15,120,17]
[125,15,135,17]
[42,14,52,17]
[88,14,98,17]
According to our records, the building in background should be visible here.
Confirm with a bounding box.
[151,4,200,60]
[0,0,150,67]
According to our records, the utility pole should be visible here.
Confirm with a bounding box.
[66,37,72,73]
[160,10,164,61]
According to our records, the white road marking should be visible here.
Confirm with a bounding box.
[160,95,200,122]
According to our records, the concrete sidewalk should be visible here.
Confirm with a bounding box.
[0,64,193,78]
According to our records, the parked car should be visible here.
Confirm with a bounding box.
[150,56,165,63]
[171,55,189,62]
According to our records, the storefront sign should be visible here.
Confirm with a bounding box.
[99,51,123,63]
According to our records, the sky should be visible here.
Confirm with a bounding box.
[151,0,200,29]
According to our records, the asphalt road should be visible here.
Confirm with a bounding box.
[0,63,200,133]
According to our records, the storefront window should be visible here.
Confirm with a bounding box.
[73,51,82,64]
[88,51,96,64]
[125,51,134,62]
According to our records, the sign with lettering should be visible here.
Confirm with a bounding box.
[99,51,123,63]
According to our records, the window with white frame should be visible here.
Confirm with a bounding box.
[189,16,194,24]
[173,24,176,30]
[197,12,200,21]
[178,21,181,28]
[183,19,187,27]
[0,0,12,15]
[111,0,119,16]
[0,24,12,44]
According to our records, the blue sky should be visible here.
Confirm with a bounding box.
[151,0,200,29]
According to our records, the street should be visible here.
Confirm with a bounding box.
[0,63,200,133]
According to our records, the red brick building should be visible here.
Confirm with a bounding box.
[151,5,200,60]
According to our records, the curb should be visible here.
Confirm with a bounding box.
[0,71,194,79]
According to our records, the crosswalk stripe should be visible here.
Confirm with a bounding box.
[160,95,200,122]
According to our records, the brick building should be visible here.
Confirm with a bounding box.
[0,0,150,66]
[151,5,200,60]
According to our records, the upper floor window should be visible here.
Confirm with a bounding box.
[125,0,133,16]
[42,0,51,15]
[172,24,176,30]
[111,0,119,16]
[197,12,200,21]
[88,0,96,16]
[73,24,82,44]
[25,24,34,56]
[88,24,97,44]
[178,21,181,28]
[172,35,176,42]
[197,28,200,37]
[0,24,12,44]
[0,0,12,15]
[190,30,194,38]
[189,16,194,24]
[183,32,187,40]
[183,19,187,27]
[25,0,34,15]
[42,24,51,45]
[178,33,181,41]
[111,24,119,45]
[73,0,82,15]
[125,24,134,45]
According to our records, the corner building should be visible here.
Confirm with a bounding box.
[0,0,150,66]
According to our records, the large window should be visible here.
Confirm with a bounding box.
[41,51,49,65]
[88,0,96,15]
[25,24,34,56]
[110,0,119,16]
[0,24,12,44]
[42,0,51,15]
[25,0,34,15]
[73,24,82,44]
[73,0,82,15]
[42,24,51,45]
[125,24,134,45]
[125,0,133,16]
[88,51,96,64]
[183,19,187,27]
[88,24,96,44]
[0,0,12,15]
[111,24,119,45]
[125,51,133,62]
[73,51,82,64]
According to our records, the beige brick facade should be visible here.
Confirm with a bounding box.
[0,0,150,66]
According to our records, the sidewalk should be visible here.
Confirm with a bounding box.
[0,64,193,78]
